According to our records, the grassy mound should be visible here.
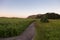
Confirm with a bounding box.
[34,19,60,40]
[0,18,33,38]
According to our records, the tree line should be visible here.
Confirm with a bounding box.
[28,12,60,19]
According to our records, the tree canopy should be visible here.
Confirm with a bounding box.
[27,12,60,19]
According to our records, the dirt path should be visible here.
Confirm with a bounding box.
[0,22,35,40]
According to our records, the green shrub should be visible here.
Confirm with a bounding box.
[40,15,49,23]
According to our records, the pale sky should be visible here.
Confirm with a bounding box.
[0,0,60,18]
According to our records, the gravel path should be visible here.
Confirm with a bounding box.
[0,22,35,40]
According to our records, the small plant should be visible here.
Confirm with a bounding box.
[40,15,49,23]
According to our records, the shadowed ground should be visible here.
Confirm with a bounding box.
[0,22,35,40]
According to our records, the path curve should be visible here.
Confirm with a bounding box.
[0,22,35,40]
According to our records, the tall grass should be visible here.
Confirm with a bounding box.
[34,19,60,40]
[0,18,33,38]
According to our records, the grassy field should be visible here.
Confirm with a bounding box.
[34,19,60,40]
[0,18,33,38]
[0,17,60,40]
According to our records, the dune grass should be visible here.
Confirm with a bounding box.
[34,19,60,40]
[0,18,33,38]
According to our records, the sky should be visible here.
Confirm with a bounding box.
[0,0,60,18]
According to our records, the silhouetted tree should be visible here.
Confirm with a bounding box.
[27,15,37,19]
[27,12,60,19]
[45,12,60,19]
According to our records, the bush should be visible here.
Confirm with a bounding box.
[40,15,49,23]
